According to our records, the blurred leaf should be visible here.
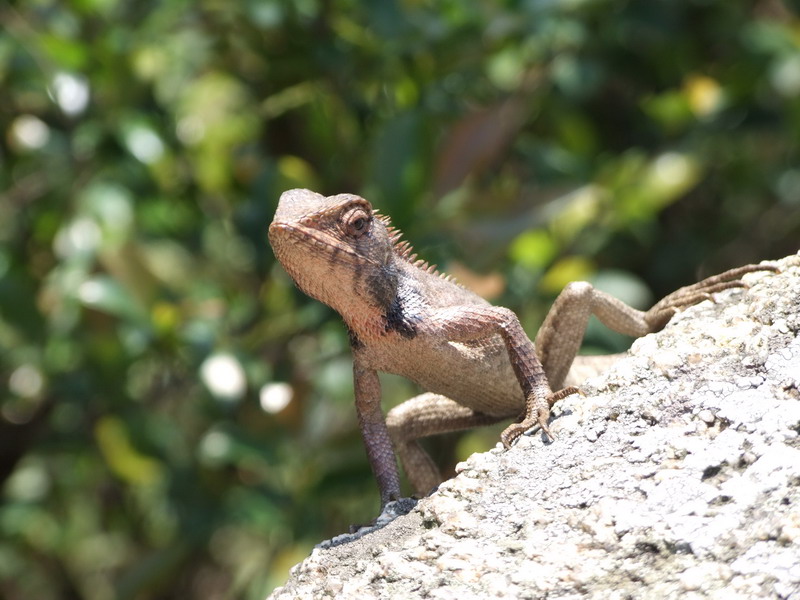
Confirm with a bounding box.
[434,96,532,197]
[550,185,605,242]
[95,417,163,486]
[540,256,595,295]
[509,229,557,271]
[276,156,320,192]
[368,111,428,215]
[76,276,149,324]
[683,75,725,118]
[39,35,89,70]
[642,90,692,133]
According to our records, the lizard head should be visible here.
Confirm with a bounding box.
[269,189,399,315]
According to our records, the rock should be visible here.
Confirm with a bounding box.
[268,254,800,600]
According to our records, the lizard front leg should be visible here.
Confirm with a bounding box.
[535,263,779,389]
[424,305,578,448]
[353,357,402,507]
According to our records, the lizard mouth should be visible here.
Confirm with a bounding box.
[269,222,378,267]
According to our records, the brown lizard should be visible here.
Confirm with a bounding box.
[269,188,776,507]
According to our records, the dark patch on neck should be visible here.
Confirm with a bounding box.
[381,273,424,339]
[383,296,417,339]
[352,256,419,339]
[365,263,399,309]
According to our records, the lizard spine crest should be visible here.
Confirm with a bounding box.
[373,210,461,286]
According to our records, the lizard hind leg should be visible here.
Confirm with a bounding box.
[533,263,778,390]
[643,262,780,330]
[385,393,506,497]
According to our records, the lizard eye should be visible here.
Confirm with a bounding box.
[343,207,371,238]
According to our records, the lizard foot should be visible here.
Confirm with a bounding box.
[500,386,580,449]
[645,263,779,330]
[348,496,418,532]
[316,497,418,549]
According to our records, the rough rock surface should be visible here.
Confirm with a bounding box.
[269,253,800,600]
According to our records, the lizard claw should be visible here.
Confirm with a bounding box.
[500,386,580,448]
[646,263,779,330]
[500,422,527,449]
[500,412,554,449]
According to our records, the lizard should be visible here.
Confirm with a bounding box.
[268,188,777,508]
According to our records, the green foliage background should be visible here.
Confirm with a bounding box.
[1,0,799,597]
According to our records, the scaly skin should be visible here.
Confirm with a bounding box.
[269,188,778,506]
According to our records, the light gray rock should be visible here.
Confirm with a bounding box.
[269,253,800,600]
